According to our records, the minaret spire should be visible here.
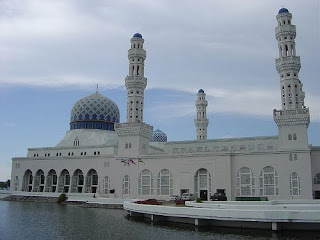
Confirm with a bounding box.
[125,32,147,123]
[273,8,310,149]
[194,89,209,141]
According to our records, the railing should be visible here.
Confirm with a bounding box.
[275,56,300,65]
[273,108,309,117]
[275,25,296,37]
[115,122,153,131]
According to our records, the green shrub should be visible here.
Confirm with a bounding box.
[57,193,67,204]
[196,197,202,203]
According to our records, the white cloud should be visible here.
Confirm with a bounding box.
[3,122,16,128]
[0,0,318,121]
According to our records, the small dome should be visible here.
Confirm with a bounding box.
[278,8,289,14]
[150,129,167,142]
[198,89,204,93]
[70,92,120,131]
[133,33,142,38]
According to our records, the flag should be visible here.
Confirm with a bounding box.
[138,158,145,165]
[129,159,136,165]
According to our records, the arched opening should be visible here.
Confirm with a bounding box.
[122,175,130,195]
[194,168,211,201]
[22,169,33,192]
[236,167,255,196]
[58,169,70,193]
[33,169,45,192]
[85,169,98,193]
[314,173,320,184]
[259,166,279,196]
[45,169,57,192]
[138,169,153,195]
[103,176,110,194]
[290,172,301,196]
[14,176,19,191]
[157,169,173,196]
[285,44,289,56]
[71,169,84,193]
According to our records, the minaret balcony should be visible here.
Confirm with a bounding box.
[273,108,310,126]
[125,76,147,89]
[276,56,301,72]
[194,119,209,126]
[275,25,296,39]
[128,49,146,59]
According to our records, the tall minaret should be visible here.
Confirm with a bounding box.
[194,89,209,141]
[125,33,147,123]
[273,8,310,149]
[115,33,153,157]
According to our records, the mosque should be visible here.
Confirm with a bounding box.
[11,8,320,201]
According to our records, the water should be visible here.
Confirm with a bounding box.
[0,201,320,240]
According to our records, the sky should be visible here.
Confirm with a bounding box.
[0,0,319,181]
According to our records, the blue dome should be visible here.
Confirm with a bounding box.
[198,89,204,93]
[70,92,120,131]
[133,33,142,38]
[150,129,167,142]
[278,8,289,14]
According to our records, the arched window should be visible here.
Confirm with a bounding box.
[122,175,130,195]
[314,173,320,184]
[138,169,153,195]
[293,133,297,140]
[157,169,173,195]
[103,176,110,194]
[22,169,33,192]
[85,169,98,193]
[125,143,128,149]
[259,166,279,196]
[70,169,83,193]
[288,134,292,140]
[58,169,71,193]
[129,143,131,148]
[33,169,45,192]
[14,176,19,191]
[236,167,255,196]
[290,172,301,196]
[74,137,79,146]
[194,168,211,200]
[45,169,57,192]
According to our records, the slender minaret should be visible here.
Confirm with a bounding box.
[273,8,310,149]
[194,89,209,141]
[125,33,147,123]
[115,33,153,156]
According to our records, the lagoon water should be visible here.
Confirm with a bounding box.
[0,201,320,240]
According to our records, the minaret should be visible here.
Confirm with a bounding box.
[194,89,209,141]
[115,33,153,156]
[273,8,310,149]
[125,33,147,123]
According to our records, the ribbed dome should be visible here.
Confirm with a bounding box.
[70,92,120,131]
[150,129,167,142]
[198,89,204,93]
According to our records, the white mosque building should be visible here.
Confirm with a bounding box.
[11,8,320,201]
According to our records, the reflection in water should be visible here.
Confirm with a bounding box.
[0,201,319,240]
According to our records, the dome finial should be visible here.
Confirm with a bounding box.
[96,83,99,93]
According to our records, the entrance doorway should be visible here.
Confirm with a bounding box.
[200,190,208,201]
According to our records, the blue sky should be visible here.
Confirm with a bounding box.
[0,0,319,181]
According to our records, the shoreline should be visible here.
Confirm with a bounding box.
[3,193,124,209]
